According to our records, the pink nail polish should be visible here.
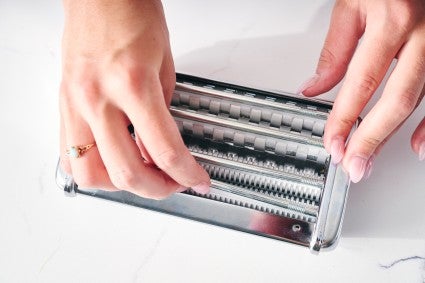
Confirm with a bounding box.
[349,156,368,183]
[364,154,376,180]
[192,182,210,194]
[296,74,320,95]
[419,142,425,161]
[330,137,345,164]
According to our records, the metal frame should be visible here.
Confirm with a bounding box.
[55,73,355,253]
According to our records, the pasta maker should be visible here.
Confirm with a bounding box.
[56,73,356,253]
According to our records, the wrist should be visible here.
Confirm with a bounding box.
[62,0,165,30]
[61,0,168,56]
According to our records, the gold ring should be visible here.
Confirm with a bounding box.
[66,143,96,158]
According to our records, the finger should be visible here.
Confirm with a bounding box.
[86,105,182,199]
[411,116,425,161]
[134,131,154,164]
[300,0,364,96]
[125,120,154,164]
[354,86,425,180]
[159,51,176,107]
[123,74,211,193]
[135,54,175,165]
[362,117,408,180]
[60,101,116,190]
[322,20,406,163]
[411,85,425,160]
[342,36,425,182]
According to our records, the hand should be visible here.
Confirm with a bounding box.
[299,0,425,182]
[59,0,210,199]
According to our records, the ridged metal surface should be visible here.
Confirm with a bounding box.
[173,80,331,224]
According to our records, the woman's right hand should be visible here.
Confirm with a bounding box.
[60,0,210,199]
[299,0,425,182]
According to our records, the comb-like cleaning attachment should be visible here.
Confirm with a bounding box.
[56,73,355,253]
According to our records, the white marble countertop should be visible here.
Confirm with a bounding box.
[1,1,424,282]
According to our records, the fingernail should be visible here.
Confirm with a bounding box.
[419,142,425,161]
[192,182,210,194]
[296,73,320,95]
[364,154,376,180]
[348,155,368,183]
[176,186,187,193]
[330,137,345,164]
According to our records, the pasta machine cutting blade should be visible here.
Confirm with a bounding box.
[56,73,357,253]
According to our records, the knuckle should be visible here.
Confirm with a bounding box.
[110,170,139,190]
[155,148,181,171]
[122,68,144,93]
[336,115,358,130]
[396,90,418,118]
[318,45,338,69]
[120,65,157,94]
[353,74,380,95]
[358,136,382,151]
[385,1,418,34]
[413,57,425,80]
[62,78,103,113]
[77,81,102,108]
